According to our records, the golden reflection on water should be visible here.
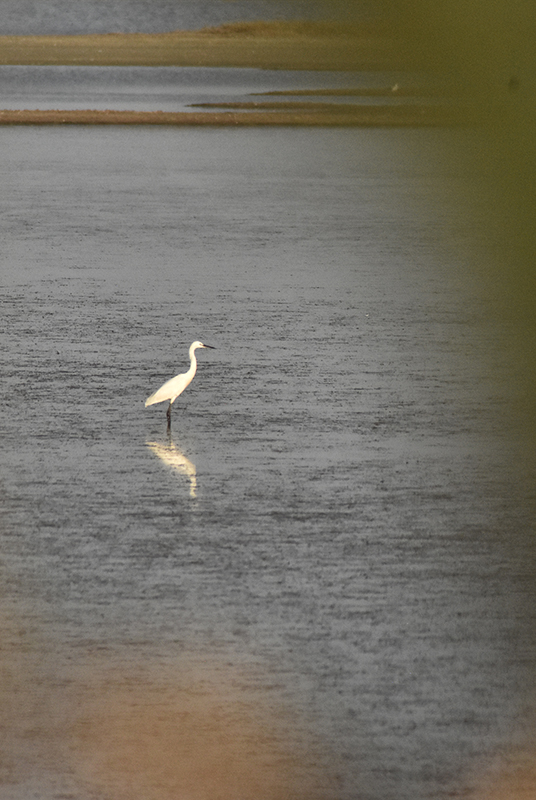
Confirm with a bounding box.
[65,656,334,800]
[146,439,197,498]
[2,604,536,799]
[0,606,335,799]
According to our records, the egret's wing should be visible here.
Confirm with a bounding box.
[145,372,190,406]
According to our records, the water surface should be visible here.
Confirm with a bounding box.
[0,0,363,35]
[0,65,418,111]
[1,125,535,800]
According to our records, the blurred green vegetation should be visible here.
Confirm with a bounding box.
[376,0,536,428]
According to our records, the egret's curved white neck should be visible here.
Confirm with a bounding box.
[187,346,199,379]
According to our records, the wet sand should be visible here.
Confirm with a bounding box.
[0,105,464,126]
[0,22,403,71]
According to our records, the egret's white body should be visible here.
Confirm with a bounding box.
[145,340,215,430]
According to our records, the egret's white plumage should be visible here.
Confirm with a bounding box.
[145,340,215,430]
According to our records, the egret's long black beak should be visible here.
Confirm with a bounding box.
[203,344,216,349]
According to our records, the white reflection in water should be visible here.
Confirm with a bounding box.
[146,440,197,498]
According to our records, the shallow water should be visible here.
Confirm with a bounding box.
[1,125,535,800]
[0,65,419,112]
[0,0,358,35]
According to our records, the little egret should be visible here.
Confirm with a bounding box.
[145,340,215,431]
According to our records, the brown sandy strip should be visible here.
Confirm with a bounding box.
[0,107,467,126]
[251,87,435,97]
[0,20,416,70]
[0,28,408,71]
[189,101,397,111]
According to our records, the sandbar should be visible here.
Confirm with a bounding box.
[0,106,466,127]
[0,22,462,126]
[0,22,408,71]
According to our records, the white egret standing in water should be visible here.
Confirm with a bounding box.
[145,340,215,431]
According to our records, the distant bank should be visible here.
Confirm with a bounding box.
[0,22,407,71]
[0,22,469,126]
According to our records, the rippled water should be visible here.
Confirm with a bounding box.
[1,125,535,800]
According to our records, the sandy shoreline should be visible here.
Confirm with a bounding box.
[0,106,465,127]
[0,24,406,71]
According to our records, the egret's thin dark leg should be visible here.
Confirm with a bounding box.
[167,401,172,433]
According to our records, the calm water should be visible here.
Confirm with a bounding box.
[0,65,417,112]
[0,0,372,35]
[1,124,535,800]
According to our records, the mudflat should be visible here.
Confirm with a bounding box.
[0,21,406,71]
[0,106,462,127]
